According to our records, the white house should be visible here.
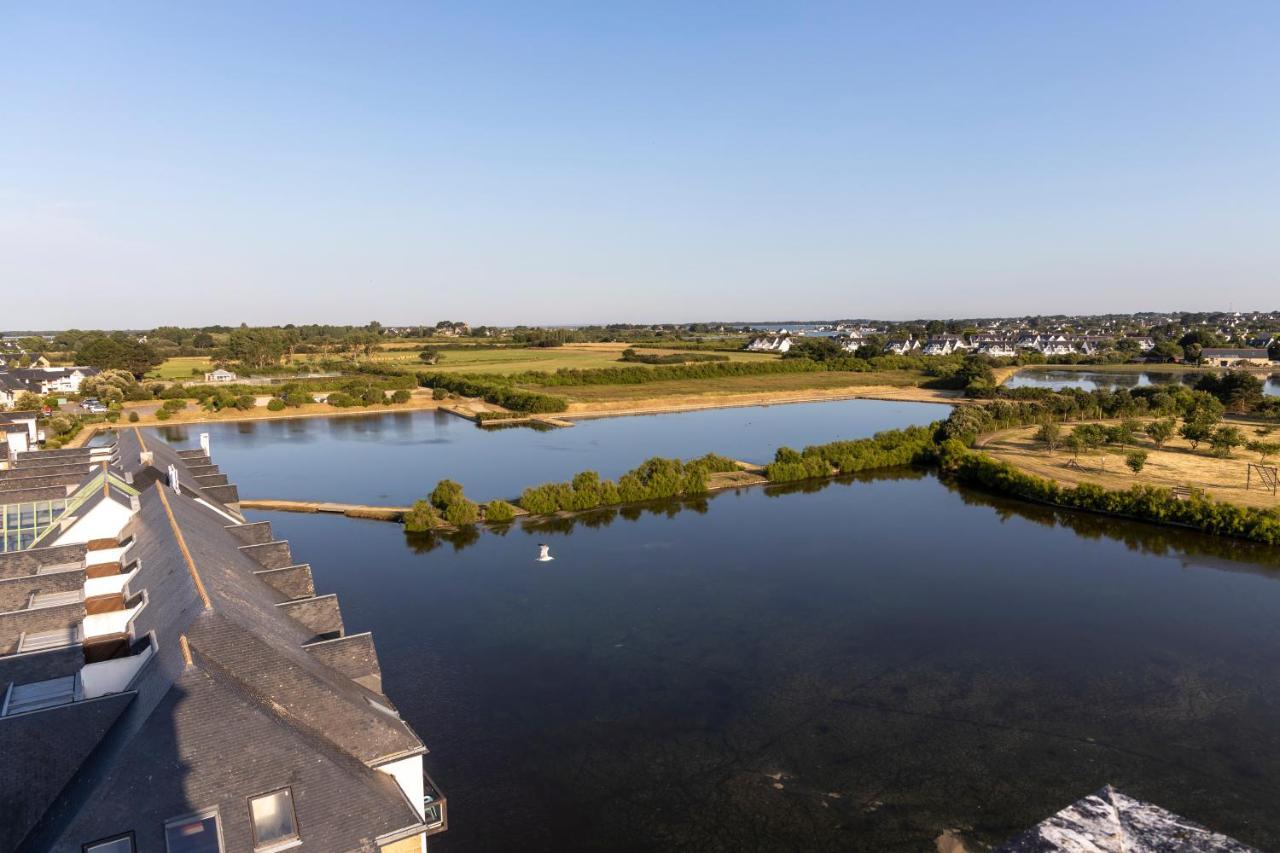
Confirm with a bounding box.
[883,338,921,356]
[204,368,238,383]
[922,336,967,356]
[977,342,1018,358]
[747,336,792,354]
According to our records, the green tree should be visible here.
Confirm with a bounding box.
[1179,419,1215,451]
[1246,440,1280,464]
[1035,422,1061,451]
[1144,418,1176,450]
[1124,449,1148,475]
[1209,425,1245,458]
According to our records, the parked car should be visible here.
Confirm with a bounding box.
[82,400,108,414]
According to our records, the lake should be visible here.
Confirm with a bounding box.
[253,473,1280,852]
[1006,368,1280,396]
[151,398,946,504]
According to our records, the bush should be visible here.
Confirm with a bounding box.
[483,500,517,523]
[155,408,172,421]
[402,500,439,532]
[418,373,568,413]
[444,499,480,526]
[327,392,358,408]
[162,398,187,412]
[432,387,448,401]
[234,394,256,410]
[128,411,140,423]
[47,415,73,436]
[430,479,466,511]
[391,388,412,404]
[1125,449,1148,474]
[267,398,287,411]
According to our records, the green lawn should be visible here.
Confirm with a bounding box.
[146,356,216,380]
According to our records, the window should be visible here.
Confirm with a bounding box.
[84,834,134,853]
[250,789,299,850]
[164,810,222,853]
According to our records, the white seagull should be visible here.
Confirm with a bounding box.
[536,543,555,562]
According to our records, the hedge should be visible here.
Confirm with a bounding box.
[418,373,568,413]
[936,440,1280,545]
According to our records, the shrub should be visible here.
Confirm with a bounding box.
[234,394,256,410]
[155,408,171,421]
[519,484,561,515]
[432,387,448,401]
[327,392,358,408]
[1125,449,1148,475]
[483,500,517,523]
[402,500,439,532]
[391,388,412,404]
[128,411,140,423]
[418,373,567,413]
[267,398,287,411]
[430,479,466,511]
[444,499,480,526]
[47,415,72,436]
[162,398,187,412]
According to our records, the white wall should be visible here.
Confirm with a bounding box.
[377,754,425,821]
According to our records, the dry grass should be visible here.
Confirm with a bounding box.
[534,369,932,406]
[367,342,776,374]
[982,422,1280,510]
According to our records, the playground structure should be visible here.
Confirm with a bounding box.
[1247,462,1279,497]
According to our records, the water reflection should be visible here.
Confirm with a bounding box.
[260,467,1280,852]
[401,466,1280,577]
[1007,369,1280,396]
[151,399,947,504]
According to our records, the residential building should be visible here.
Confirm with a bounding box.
[203,368,238,383]
[0,367,100,406]
[1199,348,1272,367]
[0,431,446,851]
[746,336,792,353]
[882,338,920,356]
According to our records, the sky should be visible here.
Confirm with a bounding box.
[2,2,1278,328]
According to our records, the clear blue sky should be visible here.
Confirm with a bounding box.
[2,2,1277,328]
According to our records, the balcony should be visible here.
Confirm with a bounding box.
[1,632,155,716]
[422,770,448,836]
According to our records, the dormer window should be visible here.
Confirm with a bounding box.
[84,833,134,853]
[164,809,222,853]
[250,788,299,851]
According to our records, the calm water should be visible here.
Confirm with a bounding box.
[151,399,945,503]
[1006,368,1280,396]
[255,474,1280,852]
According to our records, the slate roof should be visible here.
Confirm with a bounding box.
[5,428,435,852]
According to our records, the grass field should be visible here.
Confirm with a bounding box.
[369,342,778,375]
[146,356,216,380]
[982,421,1280,510]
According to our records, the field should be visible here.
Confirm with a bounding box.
[145,356,215,380]
[981,421,1280,510]
[368,342,778,375]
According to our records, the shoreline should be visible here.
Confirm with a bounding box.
[63,382,958,447]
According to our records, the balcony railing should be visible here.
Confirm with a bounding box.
[422,769,448,835]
